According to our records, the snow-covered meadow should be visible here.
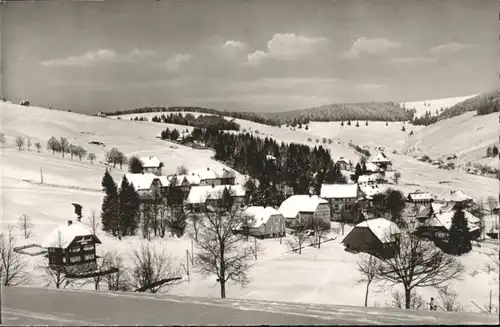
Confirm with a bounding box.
[0,101,498,314]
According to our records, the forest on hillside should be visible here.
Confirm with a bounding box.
[151,112,240,131]
[437,89,500,120]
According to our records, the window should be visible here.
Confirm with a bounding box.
[84,254,95,261]
[69,246,80,253]
[83,244,95,251]
[69,256,81,263]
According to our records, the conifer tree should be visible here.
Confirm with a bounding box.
[119,175,140,236]
[365,121,368,126]
[347,120,351,126]
[101,169,120,236]
[492,145,499,157]
[448,209,472,255]
[341,121,344,127]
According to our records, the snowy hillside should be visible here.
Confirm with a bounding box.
[1,101,498,316]
[401,95,477,117]
[402,111,499,168]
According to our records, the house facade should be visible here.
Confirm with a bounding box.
[320,184,362,221]
[342,218,400,259]
[278,195,330,228]
[140,156,163,176]
[193,167,236,186]
[126,173,163,203]
[185,184,246,212]
[416,208,481,241]
[42,220,101,275]
[371,153,392,171]
[242,206,286,238]
[407,190,434,204]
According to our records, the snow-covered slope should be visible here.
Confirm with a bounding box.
[402,111,499,168]
[401,94,477,117]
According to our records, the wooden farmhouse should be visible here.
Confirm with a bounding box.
[162,173,201,199]
[342,218,401,259]
[126,173,163,203]
[41,220,102,276]
[240,206,286,238]
[371,152,393,171]
[407,190,434,204]
[139,156,163,176]
[320,184,362,221]
[278,195,330,228]
[449,190,474,208]
[185,184,246,212]
[192,167,236,186]
[416,204,481,242]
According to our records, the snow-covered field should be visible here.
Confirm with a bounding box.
[400,95,477,117]
[1,101,499,315]
[402,111,499,169]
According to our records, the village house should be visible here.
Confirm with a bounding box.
[163,173,201,199]
[357,174,377,185]
[185,184,246,212]
[342,218,401,259]
[126,173,163,202]
[371,152,393,171]
[449,190,474,208]
[192,167,236,186]
[320,184,362,221]
[139,156,163,176]
[334,156,352,171]
[278,194,330,228]
[407,190,434,205]
[416,204,481,241]
[41,220,101,275]
[239,206,286,238]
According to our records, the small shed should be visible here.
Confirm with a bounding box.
[242,206,286,238]
[342,218,400,259]
[41,220,101,275]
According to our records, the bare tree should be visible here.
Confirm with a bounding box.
[69,144,78,160]
[357,254,378,307]
[26,138,32,151]
[195,206,259,298]
[76,146,87,161]
[17,213,34,239]
[130,241,181,293]
[375,222,464,309]
[0,132,6,145]
[394,172,401,185]
[59,137,69,157]
[15,136,24,151]
[35,142,41,152]
[312,217,330,248]
[117,151,127,169]
[176,165,188,175]
[0,226,32,286]
[438,285,462,312]
[86,209,100,236]
[287,220,308,255]
[46,136,60,155]
[103,251,130,292]
[87,152,96,164]
[39,259,73,289]
[389,289,425,310]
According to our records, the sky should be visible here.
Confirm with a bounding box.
[1,0,498,114]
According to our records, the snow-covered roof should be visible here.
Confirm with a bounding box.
[158,176,170,187]
[186,185,246,204]
[244,206,283,228]
[371,153,391,163]
[355,218,400,243]
[449,190,473,202]
[408,191,433,201]
[364,162,381,172]
[360,184,383,198]
[192,167,236,180]
[320,184,358,199]
[357,175,377,184]
[433,210,480,231]
[336,156,351,164]
[139,156,162,168]
[167,174,201,187]
[125,173,160,190]
[278,195,328,219]
[41,222,99,248]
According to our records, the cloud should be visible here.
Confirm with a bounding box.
[40,49,155,67]
[429,42,476,56]
[345,37,402,58]
[164,53,192,71]
[223,40,246,52]
[386,56,438,65]
[224,77,342,93]
[247,33,329,65]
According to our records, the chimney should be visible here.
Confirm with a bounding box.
[68,220,73,226]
